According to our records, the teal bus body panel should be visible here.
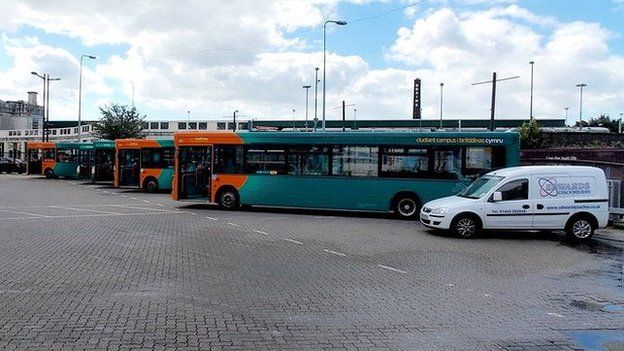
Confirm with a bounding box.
[238,175,469,211]
[157,168,174,190]
[156,139,174,148]
[53,162,79,179]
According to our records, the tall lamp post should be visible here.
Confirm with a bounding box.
[232,110,239,131]
[31,72,61,142]
[322,19,347,131]
[575,83,587,130]
[564,107,569,126]
[302,85,311,131]
[130,81,135,109]
[529,61,535,120]
[78,54,97,142]
[314,67,320,131]
[439,83,444,129]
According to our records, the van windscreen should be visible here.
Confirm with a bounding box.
[458,176,504,199]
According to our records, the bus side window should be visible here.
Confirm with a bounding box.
[433,147,462,180]
[214,145,243,174]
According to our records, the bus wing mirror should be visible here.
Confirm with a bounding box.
[492,191,503,202]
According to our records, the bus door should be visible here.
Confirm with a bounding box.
[94,149,114,182]
[178,146,212,199]
[118,149,141,187]
[27,148,42,175]
[78,149,94,179]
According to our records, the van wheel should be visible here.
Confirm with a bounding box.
[44,169,54,179]
[217,188,239,210]
[566,216,595,241]
[451,215,480,238]
[144,178,159,193]
[393,194,420,219]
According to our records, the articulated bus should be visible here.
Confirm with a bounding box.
[172,131,520,218]
[25,142,55,175]
[114,139,174,192]
[92,141,115,182]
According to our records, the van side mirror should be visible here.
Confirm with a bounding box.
[492,191,503,202]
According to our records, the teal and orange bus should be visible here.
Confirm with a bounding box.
[39,142,94,179]
[25,141,55,175]
[172,131,520,218]
[114,139,174,192]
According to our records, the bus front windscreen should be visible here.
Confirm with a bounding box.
[457,175,504,199]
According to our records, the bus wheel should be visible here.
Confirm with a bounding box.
[451,214,480,238]
[44,169,54,179]
[144,178,159,193]
[393,194,420,219]
[566,215,595,242]
[217,188,239,210]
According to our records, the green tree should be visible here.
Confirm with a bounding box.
[575,114,620,133]
[93,103,146,140]
[518,119,543,149]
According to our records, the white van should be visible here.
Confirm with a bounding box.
[420,166,609,241]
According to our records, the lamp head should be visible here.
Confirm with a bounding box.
[529,61,534,65]
[31,71,38,75]
[336,20,347,25]
[88,55,97,59]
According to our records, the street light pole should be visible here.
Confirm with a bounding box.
[314,67,320,131]
[564,107,569,126]
[78,54,97,142]
[31,72,47,141]
[529,61,535,120]
[576,83,587,130]
[302,85,311,132]
[233,110,238,131]
[439,83,444,129]
[130,81,135,109]
[322,19,347,132]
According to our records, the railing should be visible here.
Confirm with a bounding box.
[608,179,624,218]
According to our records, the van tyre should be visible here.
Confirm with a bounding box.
[44,169,54,179]
[566,216,595,242]
[144,178,159,193]
[393,194,420,219]
[452,214,480,238]
[217,188,239,210]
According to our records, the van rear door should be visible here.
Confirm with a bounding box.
[532,173,576,229]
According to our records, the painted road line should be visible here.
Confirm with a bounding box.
[227,222,240,227]
[323,249,346,257]
[254,230,268,235]
[206,216,218,221]
[157,204,164,207]
[131,197,138,200]
[1,211,186,221]
[50,206,123,215]
[190,212,197,216]
[377,264,407,274]
[143,200,150,204]
[282,238,304,245]
[108,204,173,212]
[0,209,47,218]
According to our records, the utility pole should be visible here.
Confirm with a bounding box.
[471,72,519,131]
[564,107,569,126]
[529,61,535,120]
[341,101,346,131]
[439,83,444,129]
[302,85,311,131]
[576,83,587,130]
[314,67,319,131]
[233,110,238,131]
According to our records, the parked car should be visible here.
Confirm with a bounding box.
[0,157,25,174]
[420,166,609,242]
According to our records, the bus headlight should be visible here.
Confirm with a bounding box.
[431,207,448,215]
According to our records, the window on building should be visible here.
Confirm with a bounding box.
[74,127,79,134]
[160,122,169,130]
[227,122,236,130]
[141,122,149,129]
[178,122,187,130]
[380,147,429,178]
[287,146,330,176]
[188,122,197,130]
[244,147,286,174]
[214,145,243,173]
[332,146,378,177]
[217,122,226,130]
[150,122,159,130]
[198,122,208,130]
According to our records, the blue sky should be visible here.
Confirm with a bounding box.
[1,0,623,125]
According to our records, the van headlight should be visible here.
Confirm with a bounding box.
[431,207,448,215]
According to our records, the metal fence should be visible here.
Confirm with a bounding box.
[608,179,624,217]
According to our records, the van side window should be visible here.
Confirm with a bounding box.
[496,179,528,201]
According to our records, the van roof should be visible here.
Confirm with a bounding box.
[487,165,604,178]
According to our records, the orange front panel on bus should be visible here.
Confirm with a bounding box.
[174,132,243,146]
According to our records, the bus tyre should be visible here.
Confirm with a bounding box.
[44,169,54,179]
[144,178,159,193]
[451,214,480,239]
[217,188,239,210]
[566,215,595,242]
[393,194,420,219]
